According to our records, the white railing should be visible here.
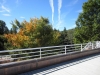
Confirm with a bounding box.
[0,41,100,63]
[82,41,100,50]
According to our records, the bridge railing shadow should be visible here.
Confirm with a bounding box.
[19,53,100,75]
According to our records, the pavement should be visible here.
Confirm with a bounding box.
[19,53,100,75]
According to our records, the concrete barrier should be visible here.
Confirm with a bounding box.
[0,48,100,75]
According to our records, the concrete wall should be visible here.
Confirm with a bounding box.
[0,49,100,75]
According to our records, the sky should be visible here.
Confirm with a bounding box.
[0,0,88,31]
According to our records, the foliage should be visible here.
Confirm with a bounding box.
[67,28,75,44]
[59,28,70,45]
[31,17,54,47]
[74,0,100,43]
[0,20,9,50]
[4,17,55,49]
[4,33,29,49]
[3,16,74,50]
[51,29,61,45]
[10,19,23,34]
[0,20,9,35]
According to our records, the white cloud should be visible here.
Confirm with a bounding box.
[55,0,62,30]
[1,5,10,13]
[20,16,25,18]
[0,1,11,17]
[58,0,62,22]
[0,0,10,13]
[55,8,72,30]
[2,14,11,16]
[49,0,54,24]
[76,9,83,13]
[55,12,69,30]
[55,20,64,30]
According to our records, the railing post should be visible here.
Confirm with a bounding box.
[81,44,82,51]
[92,43,93,49]
[65,45,66,54]
[40,48,41,59]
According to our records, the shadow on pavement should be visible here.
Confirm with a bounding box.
[19,53,100,75]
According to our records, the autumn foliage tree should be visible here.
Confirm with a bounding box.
[4,33,29,49]
[4,17,59,49]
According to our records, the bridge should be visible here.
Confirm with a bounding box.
[0,41,100,75]
[19,53,100,75]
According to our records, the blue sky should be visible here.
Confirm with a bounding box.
[0,0,88,30]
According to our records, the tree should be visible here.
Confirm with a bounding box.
[0,20,9,50]
[52,29,61,45]
[4,17,54,49]
[4,33,30,49]
[59,27,69,45]
[0,20,9,34]
[10,19,22,34]
[67,28,75,44]
[74,0,100,43]
[29,17,53,47]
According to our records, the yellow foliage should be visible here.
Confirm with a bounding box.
[4,33,29,48]
[4,17,55,49]
[4,18,39,49]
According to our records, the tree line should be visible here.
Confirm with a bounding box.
[0,0,100,50]
[0,17,74,50]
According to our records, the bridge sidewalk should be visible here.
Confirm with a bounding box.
[19,54,100,75]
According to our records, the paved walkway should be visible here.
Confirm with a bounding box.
[19,54,100,75]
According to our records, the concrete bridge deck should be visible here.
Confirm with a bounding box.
[19,53,100,75]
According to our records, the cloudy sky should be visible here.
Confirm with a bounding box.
[0,0,87,30]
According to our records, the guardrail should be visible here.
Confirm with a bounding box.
[83,41,100,50]
[0,41,100,64]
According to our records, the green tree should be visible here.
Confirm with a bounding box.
[67,28,75,44]
[0,20,9,50]
[74,0,100,43]
[33,17,53,47]
[10,19,22,34]
[51,29,61,45]
[5,17,54,49]
[59,27,69,45]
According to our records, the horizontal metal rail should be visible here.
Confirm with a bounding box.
[0,41,100,64]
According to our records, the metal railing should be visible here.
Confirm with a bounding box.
[82,41,100,50]
[0,41,100,63]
